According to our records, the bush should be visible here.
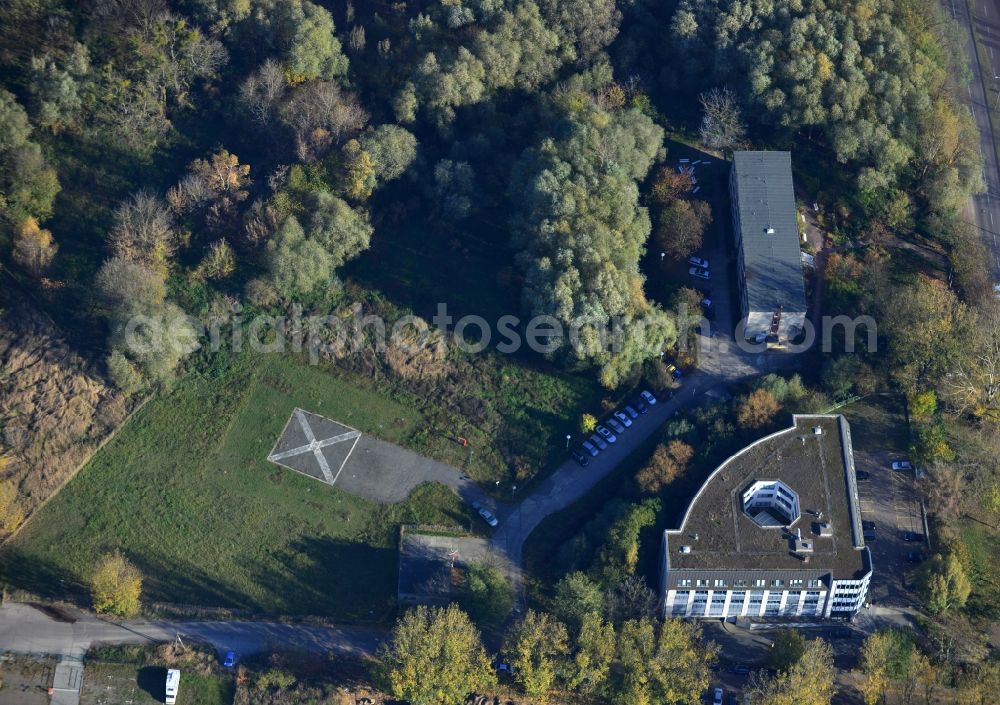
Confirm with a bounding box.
[90,551,142,617]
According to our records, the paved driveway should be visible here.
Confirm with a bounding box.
[854,450,926,606]
[0,602,384,660]
[491,372,725,565]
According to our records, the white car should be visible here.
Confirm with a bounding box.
[478,507,498,527]
[689,256,710,269]
[891,460,914,471]
[689,266,710,280]
[596,425,617,443]
[713,688,724,705]
[640,390,657,405]
[614,410,633,428]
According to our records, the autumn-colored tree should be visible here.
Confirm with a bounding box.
[916,550,971,613]
[748,638,835,705]
[580,413,597,433]
[192,149,250,198]
[338,139,376,201]
[197,239,236,280]
[616,617,716,705]
[503,610,569,702]
[90,551,143,617]
[908,390,937,423]
[378,604,495,705]
[11,216,57,277]
[737,389,781,429]
[655,199,712,260]
[635,440,693,494]
[649,166,693,205]
[566,612,615,693]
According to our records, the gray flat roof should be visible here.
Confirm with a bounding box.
[663,416,868,581]
[732,151,807,314]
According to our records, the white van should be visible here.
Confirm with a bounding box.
[165,669,180,705]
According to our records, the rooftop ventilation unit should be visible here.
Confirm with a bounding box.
[765,226,775,235]
[815,522,833,537]
[813,426,823,435]
[680,545,692,554]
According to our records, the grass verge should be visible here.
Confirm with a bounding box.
[0,351,473,622]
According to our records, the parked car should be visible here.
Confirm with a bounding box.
[223,652,236,668]
[903,531,924,542]
[863,529,877,541]
[633,397,649,413]
[713,688,724,705]
[596,425,617,443]
[855,470,870,481]
[571,449,589,466]
[590,434,608,450]
[907,551,926,563]
[614,410,633,427]
[478,507,498,527]
[495,661,515,676]
[862,520,876,531]
[582,440,599,457]
[640,390,657,405]
[624,405,640,419]
[729,695,738,705]
[891,460,914,471]
[607,418,626,434]
[689,256,710,269]
[689,266,711,280]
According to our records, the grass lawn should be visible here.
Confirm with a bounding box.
[960,519,1000,621]
[81,662,232,705]
[837,394,911,456]
[0,351,474,622]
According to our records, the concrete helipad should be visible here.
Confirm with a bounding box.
[267,408,493,506]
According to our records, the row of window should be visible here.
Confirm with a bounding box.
[677,577,823,589]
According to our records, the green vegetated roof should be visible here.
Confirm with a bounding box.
[664,415,868,581]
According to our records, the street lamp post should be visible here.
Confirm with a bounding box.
[660,252,665,262]
[565,434,571,449]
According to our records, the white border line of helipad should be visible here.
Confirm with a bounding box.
[265,408,363,487]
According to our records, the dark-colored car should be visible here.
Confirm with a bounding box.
[571,449,589,467]
[907,551,925,563]
[903,531,924,542]
[855,470,870,481]
[863,529,877,541]
[862,520,876,531]
[633,398,649,414]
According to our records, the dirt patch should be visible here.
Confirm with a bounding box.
[0,655,56,705]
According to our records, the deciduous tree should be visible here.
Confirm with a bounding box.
[737,389,780,430]
[503,610,569,702]
[378,604,495,705]
[12,217,57,277]
[90,551,142,617]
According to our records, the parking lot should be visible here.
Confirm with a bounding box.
[844,399,927,606]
